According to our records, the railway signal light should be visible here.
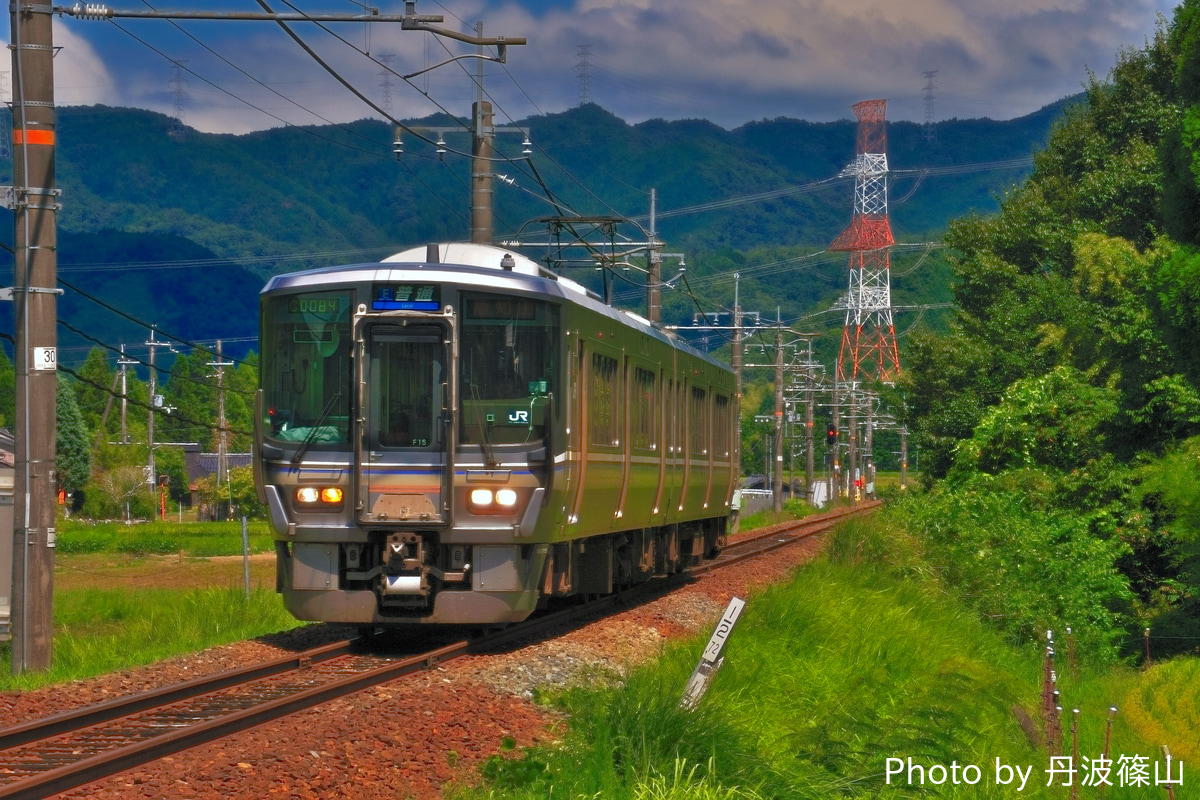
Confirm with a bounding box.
[826,424,838,445]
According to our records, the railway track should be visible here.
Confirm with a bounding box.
[0,501,876,799]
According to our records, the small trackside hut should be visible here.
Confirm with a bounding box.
[255,243,738,626]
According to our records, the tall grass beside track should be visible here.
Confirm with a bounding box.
[0,519,298,691]
[455,514,1200,799]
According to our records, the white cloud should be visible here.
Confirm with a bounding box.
[20,0,1177,133]
[1,25,120,106]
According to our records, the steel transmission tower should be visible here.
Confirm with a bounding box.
[575,44,592,106]
[168,61,188,139]
[829,99,901,385]
[378,53,396,118]
[922,71,937,144]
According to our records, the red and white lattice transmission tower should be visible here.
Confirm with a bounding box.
[829,99,901,385]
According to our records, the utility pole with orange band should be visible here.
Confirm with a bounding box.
[8,0,60,675]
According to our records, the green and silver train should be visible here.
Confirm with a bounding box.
[255,243,738,625]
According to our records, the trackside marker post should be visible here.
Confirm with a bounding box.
[680,597,745,710]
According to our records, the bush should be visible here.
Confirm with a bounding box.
[891,479,1134,664]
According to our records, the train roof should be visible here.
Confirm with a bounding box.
[262,243,731,374]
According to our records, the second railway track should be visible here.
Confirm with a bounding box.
[0,501,876,800]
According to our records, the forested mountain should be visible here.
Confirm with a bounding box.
[0,97,1067,368]
[0,88,1067,516]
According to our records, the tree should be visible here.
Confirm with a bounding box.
[84,464,153,520]
[1162,0,1200,244]
[905,18,1184,481]
[948,366,1118,480]
[0,347,14,427]
[56,373,91,504]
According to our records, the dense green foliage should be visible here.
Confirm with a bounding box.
[900,1,1200,659]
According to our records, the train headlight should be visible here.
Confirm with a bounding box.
[467,487,522,514]
[295,486,345,508]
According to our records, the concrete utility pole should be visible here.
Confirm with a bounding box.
[804,338,815,502]
[732,274,742,405]
[145,329,175,489]
[471,99,495,244]
[773,311,784,513]
[208,342,230,519]
[118,346,136,445]
[647,188,662,323]
[9,0,58,675]
[848,384,859,503]
[864,389,875,499]
[831,381,842,500]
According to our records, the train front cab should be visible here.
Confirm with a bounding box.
[257,272,562,625]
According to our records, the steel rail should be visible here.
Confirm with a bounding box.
[0,642,468,800]
[0,638,356,753]
[0,502,875,798]
[714,500,882,568]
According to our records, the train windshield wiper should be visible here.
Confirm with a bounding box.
[471,386,498,469]
[291,391,342,464]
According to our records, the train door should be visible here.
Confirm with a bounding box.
[677,376,691,514]
[575,340,623,531]
[357,321,454,525]
[697,382,715,509]
[560,335,584,529]
[615,355,633,521]
[652,368,672,519]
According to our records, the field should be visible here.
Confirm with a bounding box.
[0,520,298,690]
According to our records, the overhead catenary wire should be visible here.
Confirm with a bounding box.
[56,318,256,397]
[57,361,255,438]
[109,1,486,219]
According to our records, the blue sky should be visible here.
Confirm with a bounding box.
[10,0,1182,134]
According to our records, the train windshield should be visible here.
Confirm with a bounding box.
[261,291,353,445]
[460,293,559,446]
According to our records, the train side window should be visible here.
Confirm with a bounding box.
[589,352,619,447]
[714,394,730,458]
[631,366,658,451]
[690,386,708,455]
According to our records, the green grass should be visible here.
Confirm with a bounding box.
[0,586,301,691]
[55,519,275,557]
[452,513,1200,799]
[735,497,826,533]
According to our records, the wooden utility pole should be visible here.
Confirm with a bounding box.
[10,0,58,675]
